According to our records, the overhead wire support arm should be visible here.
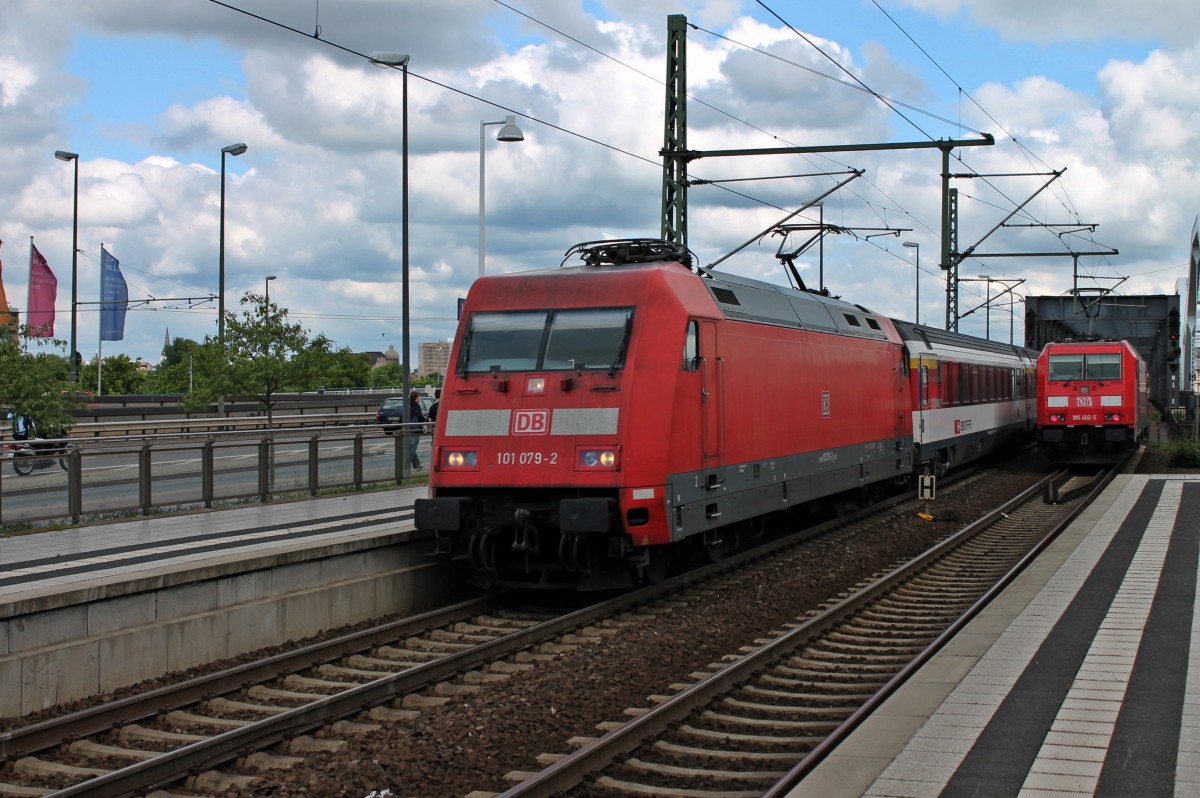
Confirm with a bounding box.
[955,168,1065,263]
[705,169,864,273]
[661,134,994,162]
[956,277,1025,320]
[1001,223,1098,229]
[686,170,837,187]
[949,170,1059,179]
[965,250,1118,258]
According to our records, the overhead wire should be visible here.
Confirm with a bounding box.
[866,0,1120,283]
[208,0,1140,328]
[491,0,991,240]
[210,0,983,257]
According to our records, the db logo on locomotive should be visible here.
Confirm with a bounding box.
[513,409,550,435]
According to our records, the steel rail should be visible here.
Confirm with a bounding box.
[762,461,1123,795]
[491,465,1110,798]
[1,594,505,761]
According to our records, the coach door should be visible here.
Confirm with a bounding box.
[699,320,725,487]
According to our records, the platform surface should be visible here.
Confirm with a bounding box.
[791,473,1200,798]
[0,486,422,613]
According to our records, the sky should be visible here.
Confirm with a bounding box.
[1,0,1198,368]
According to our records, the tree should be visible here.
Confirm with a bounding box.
[370,361,407,388]
[321,348,372,390]
[149,337,204,394]
[79,354,148,396]
[0,330,77,433]
[161,336,204,368]
[193,291,332,425]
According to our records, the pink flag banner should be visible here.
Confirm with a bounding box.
[27,244,57,337]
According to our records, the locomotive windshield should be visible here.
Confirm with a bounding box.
[1047,354,1083,381]
[460,307,634,373]
[1047,352,1121,381]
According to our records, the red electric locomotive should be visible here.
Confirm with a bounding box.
[416,239,1035,590]
[1036,338,1148,461]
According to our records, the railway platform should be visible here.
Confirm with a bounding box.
[0,486,454,718]
[790,471,1200,798]
[0,486,424,610]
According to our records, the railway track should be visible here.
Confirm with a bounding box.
[0,459,1079,797]
[489,464,1120,798]
[0,592,630,796]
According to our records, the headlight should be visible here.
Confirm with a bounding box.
[576,447,618,470]
[441,449,479,470]
[1104,413,1122,422]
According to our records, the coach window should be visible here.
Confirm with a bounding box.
[683,320,699,370]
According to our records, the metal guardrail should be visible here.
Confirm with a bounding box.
[57,412,375,438]
[0,422,430,528]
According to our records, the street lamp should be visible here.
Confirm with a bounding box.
[479,115,524,278]
[54,150,79,383]
[264,274,276,304]
[903,241,919,325]
[369,50,414,461]
[219,142,247,417]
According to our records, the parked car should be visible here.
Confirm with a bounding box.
[374,397,405,434]
[375,394,435,434]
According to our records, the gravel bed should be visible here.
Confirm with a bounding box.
[236,459,1049,797]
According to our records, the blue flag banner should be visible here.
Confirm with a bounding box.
[100,246,128,341]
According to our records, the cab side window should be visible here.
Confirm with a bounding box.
[683,320,700,371]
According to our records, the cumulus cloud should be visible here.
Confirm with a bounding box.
[899,0,1200,47]
[0,0,1196,362]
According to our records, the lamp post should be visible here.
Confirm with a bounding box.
[369,51,414,462]
[903,241,919,324]
[479,116,524,278]
[54,150,79,383]
[218,142,247,417]
[264,274,276,323]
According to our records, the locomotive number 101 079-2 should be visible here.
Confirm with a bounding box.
[495,451,559,466]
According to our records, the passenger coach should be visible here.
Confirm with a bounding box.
[893,321,1037,476]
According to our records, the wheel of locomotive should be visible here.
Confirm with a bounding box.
[636,545,671,585]
[701,530,727,564]
[13,456,34,476]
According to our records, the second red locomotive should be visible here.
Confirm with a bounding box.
[416,239,1037,590]
[1036,338,1149,461]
